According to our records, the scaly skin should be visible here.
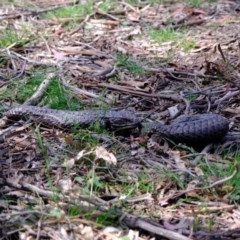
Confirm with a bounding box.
[146,114,229,144]
[5,106,141,130]
[5,106,230,143]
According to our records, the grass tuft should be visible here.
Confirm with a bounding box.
[184,0,203,7]
[46,2,94,19]
[97,208,122,226]
[149,27,197,52]
[98,0,118,11]
[116,53,147,75]
[149,27,183,43]
[182,39,197,51]
[0,28,25,48]
[12,71,81,110]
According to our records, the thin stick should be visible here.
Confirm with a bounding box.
[60,75,101,99]
[159,163,238,204]
[24,73,56,106]
[91,82,182,102]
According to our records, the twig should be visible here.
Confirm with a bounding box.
[0,60,26,88]
[0,123,31,142]
[214,90,240,105]
[159,163,238,204]
[0,210,52,219]
[96,9,120,22]
[173,19,206,30]
[6,49,17,75]
[180,94,191,114]
[9,51,57,66]
[120,1,138,12]
[70,13,95,35]
[109,193,152,204]
[60,75,101,99]
[144,67,219,80]
[24,73,56,106]
[166,69,193,82]
[1,178,108,212]
[90,82,182,102]
[217,43,226,62]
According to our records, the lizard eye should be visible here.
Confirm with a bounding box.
[107,118,126,129]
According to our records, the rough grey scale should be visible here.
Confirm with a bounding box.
[147,113,229,144]
[5,105,141,129]
[5,106,230,143]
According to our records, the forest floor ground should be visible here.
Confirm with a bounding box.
[1,0,240,239]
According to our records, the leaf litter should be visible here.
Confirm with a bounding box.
[1,0,240,239]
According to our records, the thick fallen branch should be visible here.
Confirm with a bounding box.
[121,214,191,240]
[1,177,108,212]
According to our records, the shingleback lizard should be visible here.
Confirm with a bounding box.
[4,105,230,144]
[146,113,229,144]
[5,105,141,130]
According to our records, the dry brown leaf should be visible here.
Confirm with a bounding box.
[62,150,86,168]
[172,150,186,171]
[223,107,240,114]
[185,180,200,197]
[195,166,204,176]
[118,79,148,88]
[52,49,68,61]
[168,105,180,118]
[62,158,75,168]
[57,179,72,193]
[126,11,140,22]
[95,146,117,165]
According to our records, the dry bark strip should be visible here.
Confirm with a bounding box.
[89,82,182,102]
